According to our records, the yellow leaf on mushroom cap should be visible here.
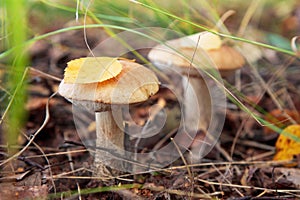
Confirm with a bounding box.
[64,57,122,84]
[273,124,300,166]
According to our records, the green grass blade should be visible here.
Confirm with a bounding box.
[130,0,297,57]
[48,183,142,199]
[40,0,136,24]
[4,0,29,154]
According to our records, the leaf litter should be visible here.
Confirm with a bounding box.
[1,3,300,199]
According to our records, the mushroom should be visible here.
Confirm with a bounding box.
[148,31,245,132]
[58,57,159,176]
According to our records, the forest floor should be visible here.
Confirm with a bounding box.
[1,1,300,199]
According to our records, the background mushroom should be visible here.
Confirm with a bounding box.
[58,57,159,176]
[148,31,245,133]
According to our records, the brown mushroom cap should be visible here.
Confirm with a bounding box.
[205,45,245,76]
[59,60,159,111]
[206,46,245,70]
[148,33,245,76]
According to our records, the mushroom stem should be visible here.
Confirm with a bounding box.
[94,108,124,176]
[182,76,211,132]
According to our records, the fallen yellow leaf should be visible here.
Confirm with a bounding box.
[64,57,122,84]
[273,124,300,166]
